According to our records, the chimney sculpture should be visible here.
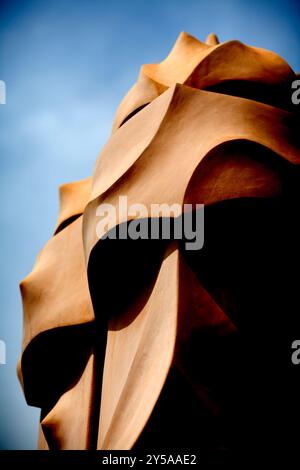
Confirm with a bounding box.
[19,32,300,451]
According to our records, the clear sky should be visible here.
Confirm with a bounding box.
[0,0,299,450]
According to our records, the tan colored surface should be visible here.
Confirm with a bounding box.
[98,245,179,449]
[98,244,236,449]
[19,31,299,450]
[83,84,300,257]
[19,174,93,371]
[55,177,92,233]
[20,216,94,353]
[41,355,95,449]
[112,31,295,132]
[205,32,219,46]
[37,425,49,450]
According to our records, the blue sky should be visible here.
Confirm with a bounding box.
[0,0,299,450]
